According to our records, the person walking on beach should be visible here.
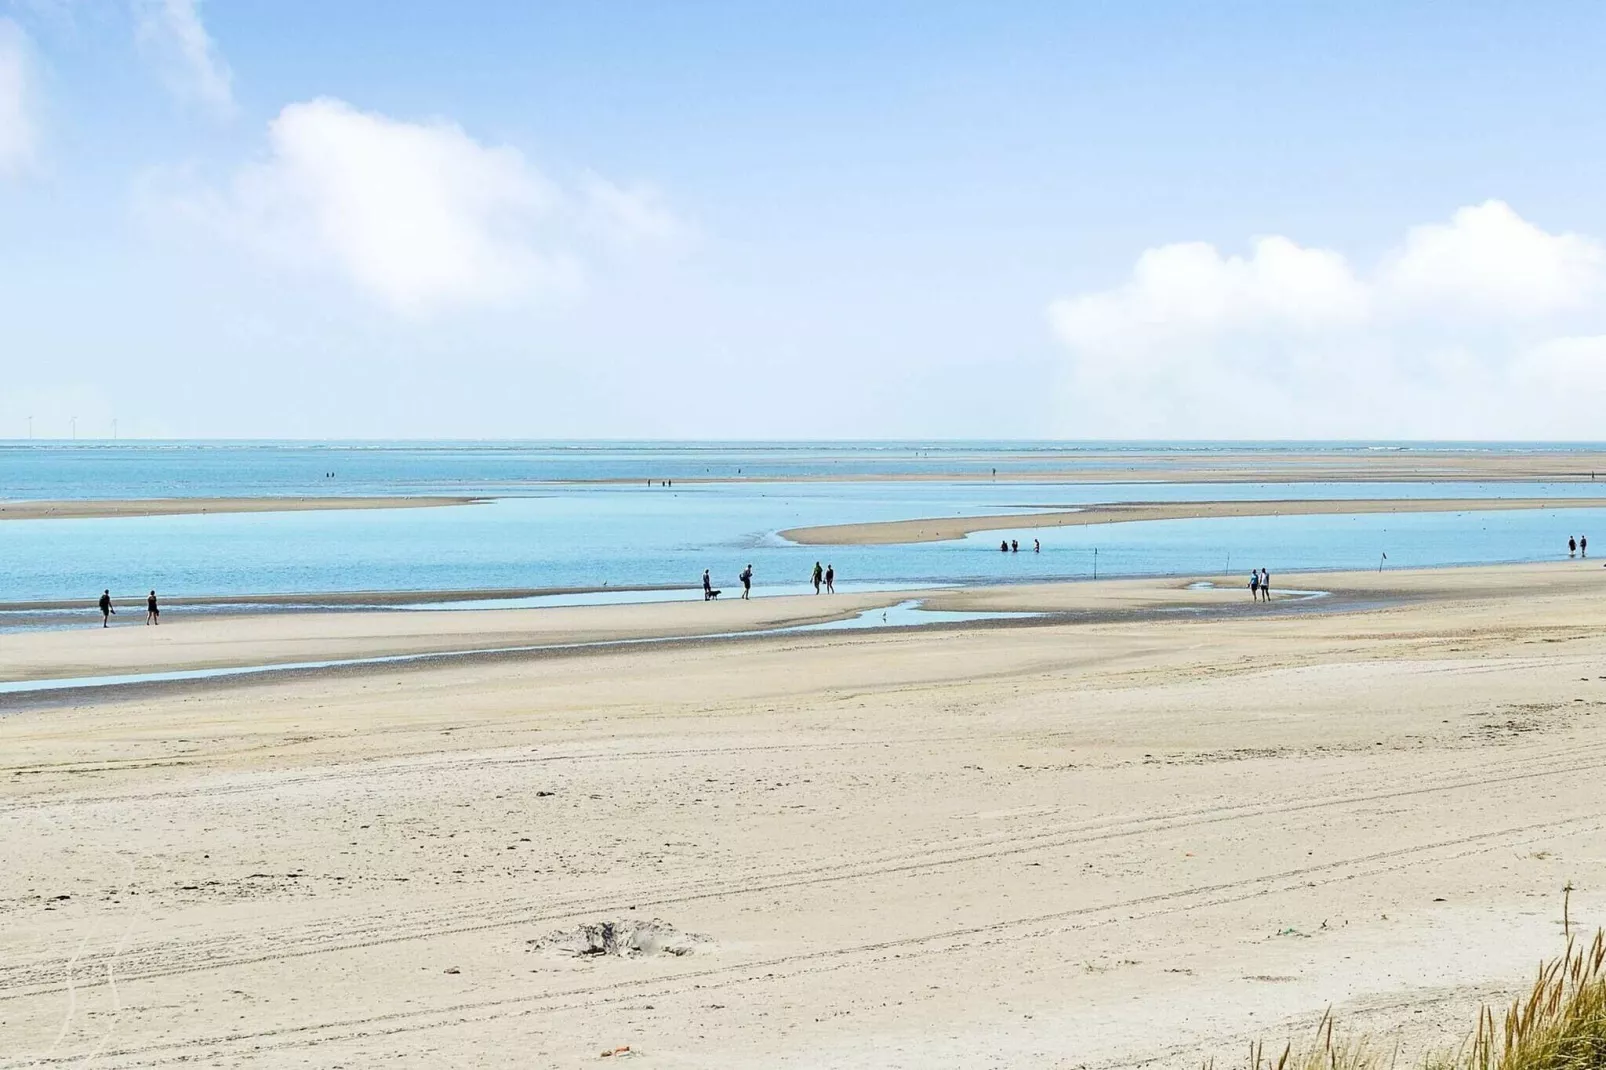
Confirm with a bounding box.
[1248,570,1260,601]
[1570,536,1578,558]
[98,589,114,627]
[825,564,835,593]
[739,564,753,599]
[702,569,714,601]
[1583,535,1589,558]
[146,590,159,625]
[1260,568,1271,602]
[812,561,824,594]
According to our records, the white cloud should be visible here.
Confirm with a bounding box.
[0,18,37,175]
[1050,236,1367,354]
[154,98,685,315]
[133,0,235,119]
[1382,200,1606,317]
[1047,201,1606,438]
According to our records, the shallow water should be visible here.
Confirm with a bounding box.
[11,440,1601,499]
[3,443,1606,607]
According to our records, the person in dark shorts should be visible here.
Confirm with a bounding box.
[825,564,834,593]
[811,561,824,594]
[702,569,713,601]
[1248,571,1259,600]
[739,564,753,599]
[146,590,159,625]
[1260,568,1271,602]
[98,589,114,627]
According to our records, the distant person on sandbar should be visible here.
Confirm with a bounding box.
[146,590,159,625]
[739,564,753,599]
[1248,570,1259,600]
[825,564,834,593]
[703,569,713,601]
[1034,538,1040,553]
[1570,536,1578,557]
[1260,568,1271,602]
[98,589,114,627]
[812,561,824,594]
[1583,535,1589,558]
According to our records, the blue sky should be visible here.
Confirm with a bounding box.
[5,2,1606,439]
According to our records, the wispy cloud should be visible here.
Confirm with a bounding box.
[0,18,37,175]
[146,98,688,315]
[133,0,234,119]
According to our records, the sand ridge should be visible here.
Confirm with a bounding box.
[0,496,488,521]
[780,496,1606,544]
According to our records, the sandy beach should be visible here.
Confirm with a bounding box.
[781,495,1606,544]
[4,562,1605,1067]
[0,496,485,521]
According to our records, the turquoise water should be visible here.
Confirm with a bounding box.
[6,440,1606,498]
[3,443,1606,606]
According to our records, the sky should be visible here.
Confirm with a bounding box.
[4,2,1606,440]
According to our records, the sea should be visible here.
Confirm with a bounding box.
[4,441,1606,613]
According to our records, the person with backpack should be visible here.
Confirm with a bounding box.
[739,564,753,599]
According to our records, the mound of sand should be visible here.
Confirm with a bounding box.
[530,919,707,958]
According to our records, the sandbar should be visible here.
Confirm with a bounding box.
[540,448,1606,485]
[5,563,1606,1066]
[0,496,487,521]
[781,495,1606,544]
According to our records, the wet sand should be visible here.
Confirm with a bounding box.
[0,584,692,614]
[0,496,486,521]
[781,495,1606,544]
[4,562,1606,1067]
[0,591,899,682]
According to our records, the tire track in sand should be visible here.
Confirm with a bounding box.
[13,813,1593,1069]
[3,744,1602,1003]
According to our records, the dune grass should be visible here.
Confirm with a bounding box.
[1228,930,1606,1070]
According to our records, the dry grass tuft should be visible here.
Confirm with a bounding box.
[1220,930,1606,1070]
